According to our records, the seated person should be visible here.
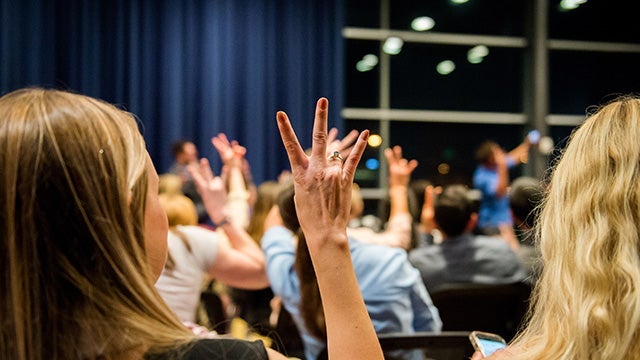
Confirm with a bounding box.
[155,192,269,324]
[1,88,383,359]
[263,183,442,360]
[509,176,544,282]
[347,146,417,250]
[409,184,527,293]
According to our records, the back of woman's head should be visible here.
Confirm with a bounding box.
[159,193,198,227]
[0,88,190,359]
[514,97,640,359]
[159,173,184,195]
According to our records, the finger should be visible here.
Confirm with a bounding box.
[384,147,395,163]
[393,145,403,159]
[340,145,354,159]
[187,163,207,193]
[343,130,369,182]
[219,133,231,147]
[327,127,338,145]
[408,159,419,171]
[339,129,359,150]
[423,185,434,210]
[310,98,329,161]
[211,137,226,155]
[199,158,215,182]
[276,111,307,169]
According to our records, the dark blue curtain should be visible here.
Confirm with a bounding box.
[1,0,344,184]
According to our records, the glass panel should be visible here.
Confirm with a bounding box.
[390,43,523,112]
[345,40,380,108]
[346,0,380,28]
[549,0,640,42]
[388,0,525,36]
[549,51,640,114]
[388,121,527,187]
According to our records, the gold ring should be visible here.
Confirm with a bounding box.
[329,151,344,162]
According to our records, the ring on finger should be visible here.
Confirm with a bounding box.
[328,151,344,163]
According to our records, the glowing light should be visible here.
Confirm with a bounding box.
[367,134,383,148]
[383,37,404,55]
[362,54,379,67]
[365,158,380,170]
[436,60,456,75]
[538,136,555,155]
[411,16,435,31]
[467,45,489,64]
[451,0,469,3]
[356,60,372,72]
[559,0,587,10]
[437,163,450,175]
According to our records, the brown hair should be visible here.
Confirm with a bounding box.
[277,184,327,342]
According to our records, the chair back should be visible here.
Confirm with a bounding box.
[378,331,475,360]
[430,281,532,342]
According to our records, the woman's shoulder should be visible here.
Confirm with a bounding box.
[146,338,269,360]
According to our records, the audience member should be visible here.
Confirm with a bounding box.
[347,145,417,250]
[509,176,543,281]
[0,88,383,359]
[155,191,269,324]
[211,133,253,229]
[475,97,640,359]
[409,184,527,293]
[473,137,531,235]
[231,181,282,335]
[263,183,442,360]
[169,139,209,223]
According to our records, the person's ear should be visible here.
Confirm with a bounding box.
[465,213,478,232]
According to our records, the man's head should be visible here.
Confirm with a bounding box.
[510,176,543,229]
[475,140,499,166]
[171,140,198,165]
[434,185,477,238]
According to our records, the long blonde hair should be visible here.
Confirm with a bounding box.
[0,88,193,359]
[159,193,199,270]
[511,97,640,358]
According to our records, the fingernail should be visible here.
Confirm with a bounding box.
[318,98,328,110]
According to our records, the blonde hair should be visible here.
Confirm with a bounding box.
[158,193,198,270]
[159,193,199,227]
[0,88,193,359]
[511,97,640,359]
[159,173,184,195]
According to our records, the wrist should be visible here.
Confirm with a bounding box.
[211,216,231,228]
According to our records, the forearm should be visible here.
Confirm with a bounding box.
[226,166,250,228]
[388,185,409,218]
[220,221,266,265]
[495,163,509,197]
[307,234,384,360]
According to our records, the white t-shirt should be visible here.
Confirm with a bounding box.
[155,225,219,322]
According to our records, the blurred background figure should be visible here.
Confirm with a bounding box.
[509,176,544,282]
[169,140,208,223]
[473,136,531,236]
[409,184,527,293]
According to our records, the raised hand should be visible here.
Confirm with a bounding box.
[385,145,418,188]
[187,158,228,224]
[275,97,383,360]
[276,98,368,245]
[212,133,246,168]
